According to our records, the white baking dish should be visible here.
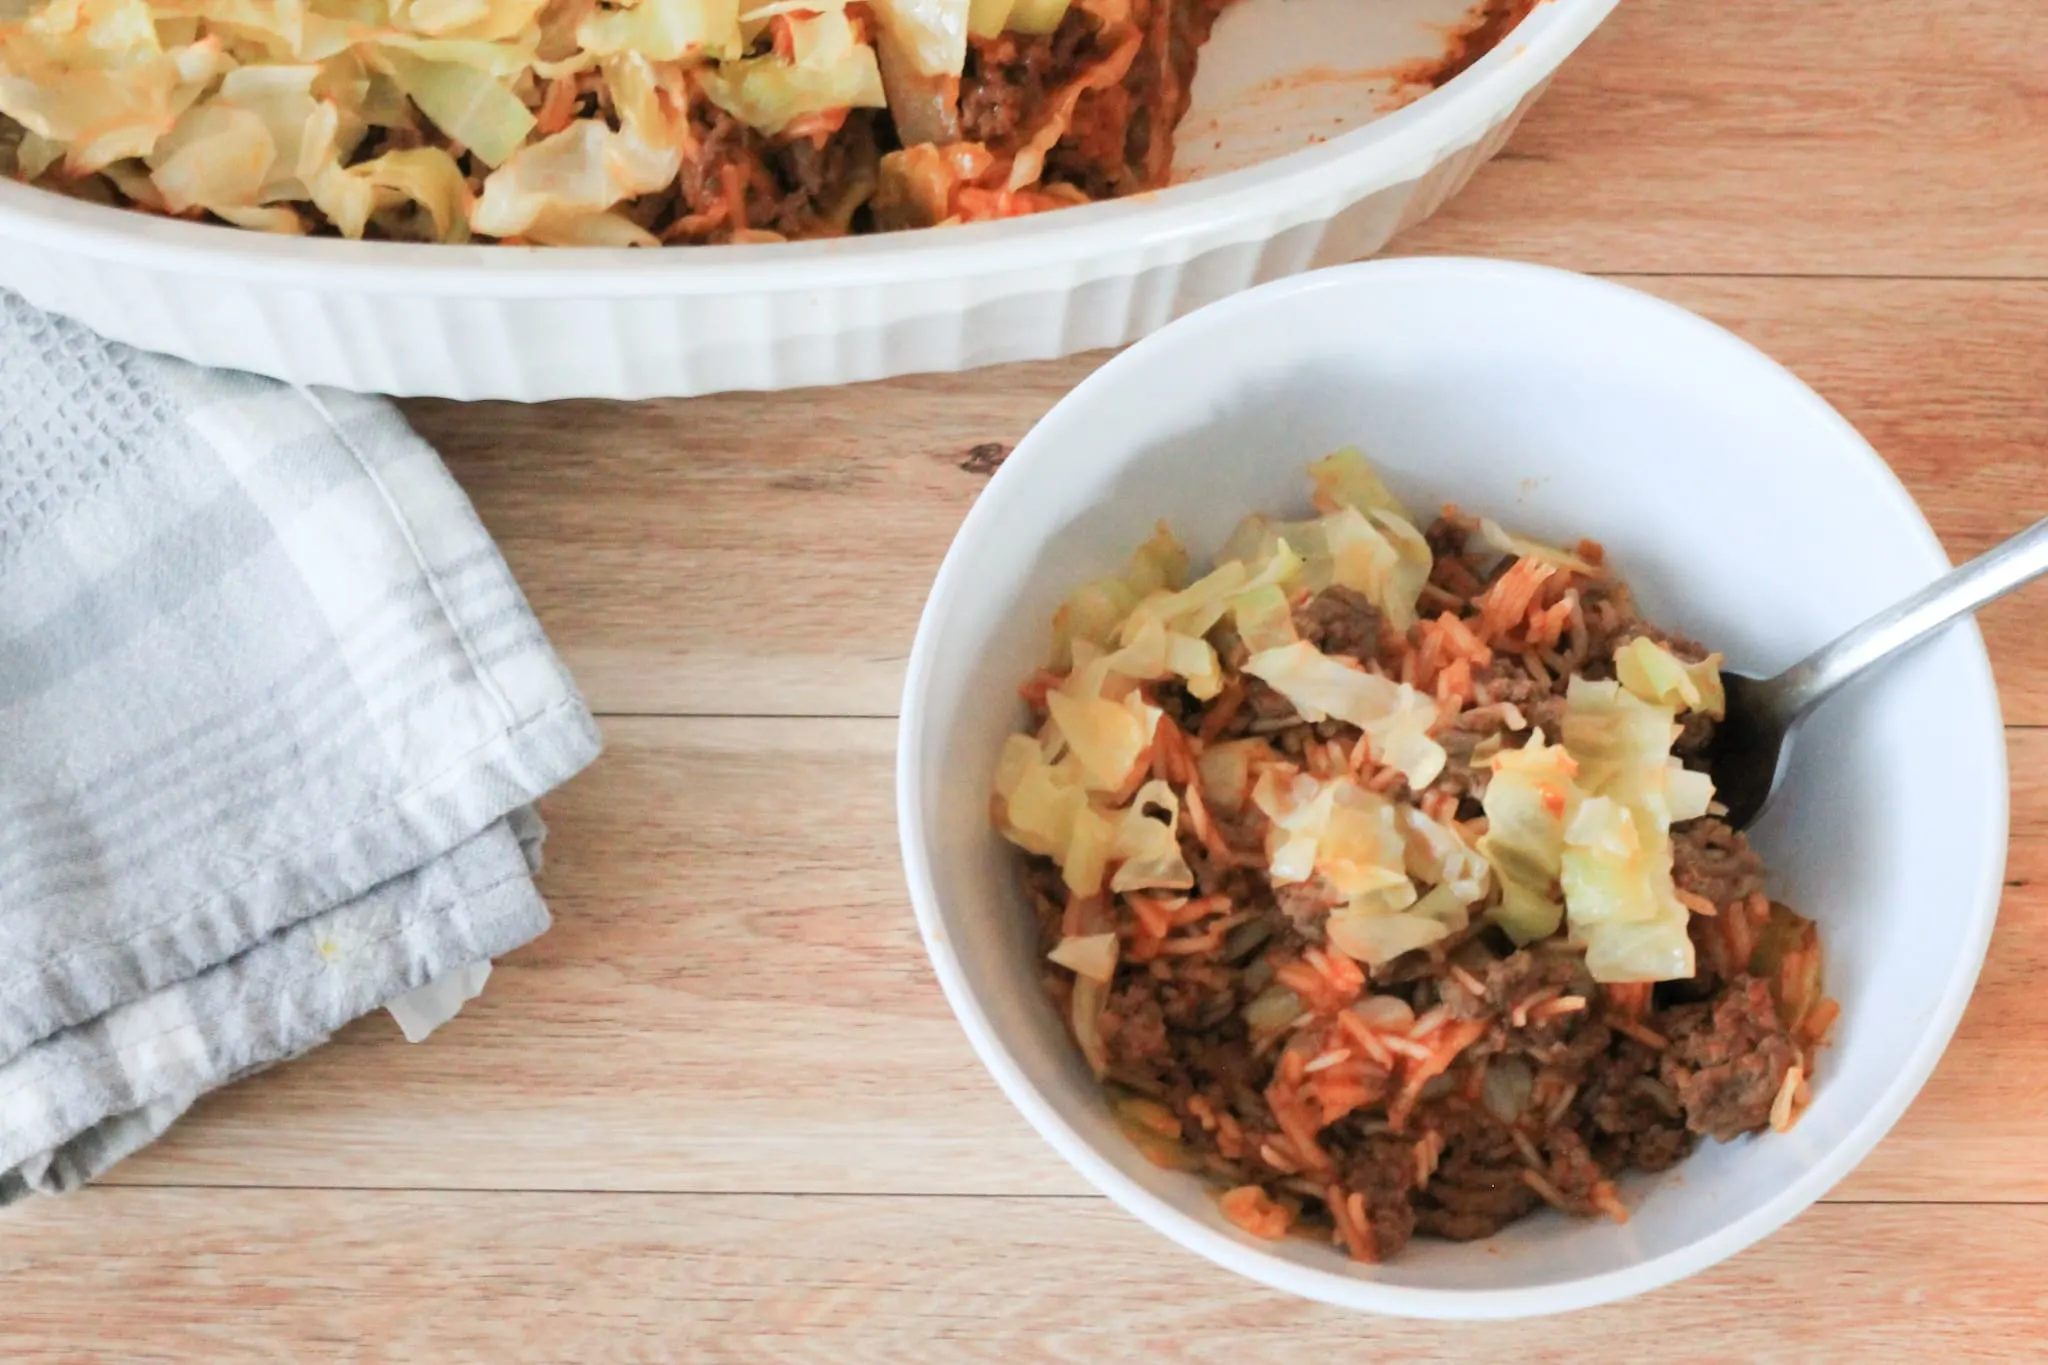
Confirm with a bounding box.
[0,0,1615,400]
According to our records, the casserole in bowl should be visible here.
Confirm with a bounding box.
[897,258,2007,1317]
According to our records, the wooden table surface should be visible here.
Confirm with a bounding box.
[9,1,2048,1358]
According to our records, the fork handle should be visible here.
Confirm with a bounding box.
[1765,516,2048,723]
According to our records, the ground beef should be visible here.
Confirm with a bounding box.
[1146,975,1217,1032]
[1024,856,1066,912]
[1130,0,1234,185]
[1660,911,1732,1002]
[1336,1134,1421,1258]
[677,105,752,218]
[1538,1127,1608,1208]
[1431,727,1491,804]
[1153,680,1205,733]
[1431,692,1564,806]
[1435,949,1609,1078]
[1240,679,1298,727]
[1606,1120,1696,1174]
[1272,876,1341,940]
[1580,1039,1696,1173]
[1261,720,1359,765]
[1466,655,1569,728]
[1671,819,1764,912]
[1292,586,1385,663]
[1191,847,1244,900]
[765,112,880,234]
[1102,982,1171,1071]
[1437,948,1589,1022]
[1414,1119,1539,1241]
[1672,709,1717,762]
[959,11,1102,149]
[1512,576,1630,672]
[1659,977,1798,1142]
[1518,1016,1612,1073]
[1424,648,1573,807]
[1423,513,1472,562]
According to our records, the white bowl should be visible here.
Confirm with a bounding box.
[0,0,1613,400]
[897,258,2008,1318]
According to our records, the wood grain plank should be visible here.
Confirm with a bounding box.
[100,719,2045,1202]
[412,277,2048,723]
[413,360,1082,718]
[5,1192,2046,1362]
[1392,0,2048,276]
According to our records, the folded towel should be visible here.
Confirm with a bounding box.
[0,292,601,1201]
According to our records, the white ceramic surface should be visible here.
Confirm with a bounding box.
[897,258,2009,1319]
[0,0,1614,400]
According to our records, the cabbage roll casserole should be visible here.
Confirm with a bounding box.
[995,452,1838,1262]
[0,0,1243,243]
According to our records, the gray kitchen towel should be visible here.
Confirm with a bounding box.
[0,292,601,1200]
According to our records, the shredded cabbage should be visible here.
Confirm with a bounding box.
[1194,738,1268,814]
[868,0,966,76]
[1004,0,1067,33]
[1402,805,1491,908]
[469,113,676,242]
[1109,780,1193,892]
[994,732,1081,855]
[1562,677,1692,824]
[0,0,908,241]
[380,47,535,166]
[1557,677,1704,982]
[868,0,963,144]
[1248,765,1473,968]
[1561,797,1664,926]
[1216,513,1329,582]
[0,0,225,174]
[994,731,1119,896]
[347,145,472,239]
[1308,447,1414,523]
[1253,766,1409,898]
[1616,635,1727,719]
[1048,932,1117,983]
[966,0,1012,36]
[1160,451,1427,631]
[699,11,885,136]
[576,0,743,61]
[1226,583,1295,654]
[1118,538,1302,649]
[1477,517,1600,575]
[1468,682,1711,979]
[1327,906,1453,967]
[1310,787,1410,902]
[1476,731,1576,944]
[146,102,273,215]
[1071,973,1109,1075]
[1050,523,1188,667]
[1249,765,1325,885]
[1044,678,1159,794]
[1321,504,1432,630]
[1559,797,1692,981]
[1241,641,1444,789]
